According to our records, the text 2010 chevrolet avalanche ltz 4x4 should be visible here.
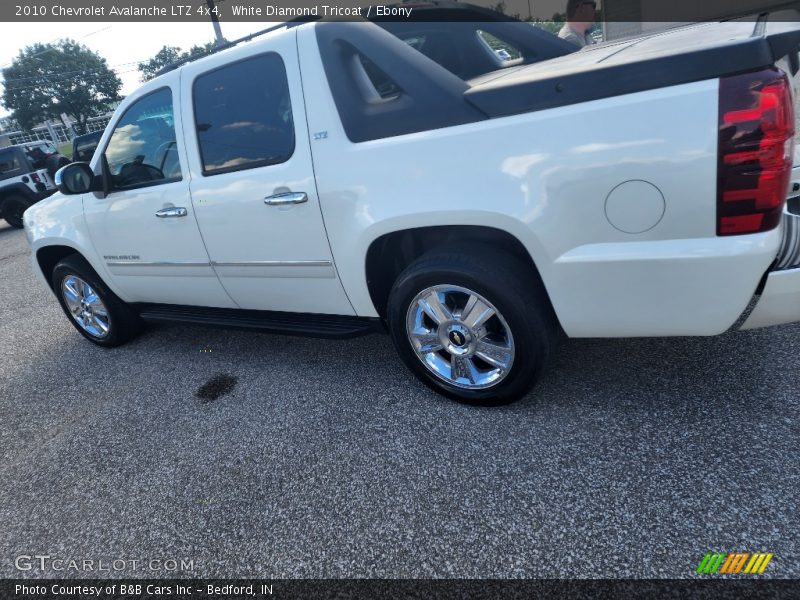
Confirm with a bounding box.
[24,15,800,404]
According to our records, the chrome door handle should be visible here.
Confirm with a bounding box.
[155,207,188,218]
[264,191,308,206]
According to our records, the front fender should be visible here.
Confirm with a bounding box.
[23,193,129,301]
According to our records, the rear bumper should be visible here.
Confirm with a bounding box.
[741,176,800,329]
[741,266,800,329]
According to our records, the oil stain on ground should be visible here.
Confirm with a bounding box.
[196,374,238,403]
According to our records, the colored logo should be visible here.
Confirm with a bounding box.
[696,552,773,575]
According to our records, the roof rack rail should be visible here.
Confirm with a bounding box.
[154,15,319,77]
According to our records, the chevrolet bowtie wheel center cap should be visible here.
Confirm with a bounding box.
[449,330,465,346]
[443,323,473,356]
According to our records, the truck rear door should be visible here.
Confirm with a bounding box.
[180,30,354,315]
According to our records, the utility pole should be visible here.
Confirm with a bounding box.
[206,0,225,48]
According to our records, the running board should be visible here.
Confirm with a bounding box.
[134,304,382,339]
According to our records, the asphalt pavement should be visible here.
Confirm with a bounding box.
[0,221,797,579]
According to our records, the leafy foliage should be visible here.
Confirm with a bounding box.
[488,1,567,30]
[137,43,217,82]
[1,39,121,134]
[535,17,567,35]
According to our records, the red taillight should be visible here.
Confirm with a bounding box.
[717,67,795,236]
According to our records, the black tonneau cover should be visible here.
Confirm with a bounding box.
[465,14,800,118]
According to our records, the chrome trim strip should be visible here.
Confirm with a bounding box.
[211,260,333,268]
[107,261,211,267]
[106,260,333,268]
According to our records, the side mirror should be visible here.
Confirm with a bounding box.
[55,162,96,195]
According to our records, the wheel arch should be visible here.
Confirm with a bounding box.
[36,245,82,290]
[364,225,556,322]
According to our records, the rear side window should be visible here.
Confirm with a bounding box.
[477,30,522,62]
[0,150,20,175]
[400,31,464,77]
[193,53,295,176]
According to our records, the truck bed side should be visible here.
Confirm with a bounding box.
[299,23,788,337]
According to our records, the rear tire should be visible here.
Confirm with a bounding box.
[387,245,557,405]
[2,194,29,229]
[51,254,142,347]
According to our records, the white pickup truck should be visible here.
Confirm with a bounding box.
[23,13,800,404]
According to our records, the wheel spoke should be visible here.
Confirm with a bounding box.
[64,297,81,313]
[63,280,81,304]
[418,291,452,325]
[475,339,513,369]
[90,303,109,317]
[91,315,110,335]
[451,354,478,384]
[461,294,495,329]
[410,330,443,353]
[84,288,101,305]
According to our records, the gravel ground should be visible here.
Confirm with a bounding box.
[0,221,797,579]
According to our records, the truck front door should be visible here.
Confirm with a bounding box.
[83,84,235,308]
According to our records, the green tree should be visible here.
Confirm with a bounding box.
[535,16,567,35]
[137,42,217,82]
[1,39,121,134]
[136,45,182,82]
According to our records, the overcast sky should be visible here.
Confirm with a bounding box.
[0,21,273,118]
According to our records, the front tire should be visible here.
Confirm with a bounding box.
[51,255,142,347]
[2,194,29,229]
[387,246,557,405]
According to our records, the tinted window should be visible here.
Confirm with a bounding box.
[104,87,182,191]
[0,150,20,175]
[193,53,294,176]
[400,31,464,77]
[358,55,402,100]
[477,30,522,61]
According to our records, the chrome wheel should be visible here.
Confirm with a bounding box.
[61,275,111,339]
[406,284,514,390]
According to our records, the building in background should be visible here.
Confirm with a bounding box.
[0,112,115,148]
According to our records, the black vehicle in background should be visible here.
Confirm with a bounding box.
[72,129,103,163]
[0,142,69,228]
